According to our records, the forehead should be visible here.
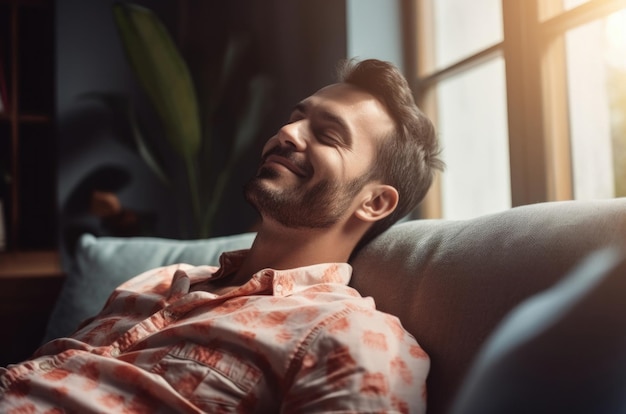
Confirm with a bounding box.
[300,83,395,143]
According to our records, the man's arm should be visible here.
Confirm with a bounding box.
[282,309,429,413]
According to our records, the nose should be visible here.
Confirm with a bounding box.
[276,120,307,151]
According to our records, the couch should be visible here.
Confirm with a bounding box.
[44,198,626,413]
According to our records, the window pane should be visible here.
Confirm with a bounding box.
[563,0,590,10]
[565,8,626,199]
[539,0,590,21]
[431,0,503,70]
[437,57,511,219]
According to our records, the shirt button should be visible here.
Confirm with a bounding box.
[38,360,53,371]
[110,348,120,357]
[275,284,283,293]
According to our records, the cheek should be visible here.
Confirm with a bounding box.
[351,144,377,175]
[331,146,376,178]
[310,149,357,182]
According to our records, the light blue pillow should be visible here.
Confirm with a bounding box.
[43,232,256,342]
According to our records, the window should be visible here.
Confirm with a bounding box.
[564,7,626,199]
[413,0,626,219]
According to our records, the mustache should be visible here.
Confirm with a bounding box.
[261,146,313,177]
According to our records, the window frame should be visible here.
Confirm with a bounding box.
[410,0,626,218]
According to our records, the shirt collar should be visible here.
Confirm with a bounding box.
[214,250,353,296]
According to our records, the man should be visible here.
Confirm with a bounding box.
[0,59,442,413]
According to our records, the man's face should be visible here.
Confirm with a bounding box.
[245,83,395,229]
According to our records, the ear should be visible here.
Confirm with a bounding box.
[354,184,399,223]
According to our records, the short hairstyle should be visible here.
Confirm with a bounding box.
[337,58,444,252]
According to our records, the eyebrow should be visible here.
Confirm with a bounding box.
[293,102,352,146]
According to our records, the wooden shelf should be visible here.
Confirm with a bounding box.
[18,113,51,122]
[0,0,56,251]
[0,0,48,7]
[0,249,62,278]
[0,0,58,366]
[0,113,51,123]
[0,249,64,366]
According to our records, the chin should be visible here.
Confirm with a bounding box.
[256,165,279,179]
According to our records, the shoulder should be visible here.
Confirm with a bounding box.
[287,306,430,413]
[322,306,428,361]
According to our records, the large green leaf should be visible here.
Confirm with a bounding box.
[113,2,201,161]
[200,75,272,235]
[207,35,250,116]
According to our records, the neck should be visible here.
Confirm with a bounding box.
[233,218,364,282]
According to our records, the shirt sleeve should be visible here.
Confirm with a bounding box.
[282,308,430,414]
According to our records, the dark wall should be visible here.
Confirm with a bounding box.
[56,0,347,250]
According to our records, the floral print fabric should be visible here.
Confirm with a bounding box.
[0,250,429,413]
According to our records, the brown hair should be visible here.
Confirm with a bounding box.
[337,58,444,252]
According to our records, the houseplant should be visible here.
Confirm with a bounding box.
[111,2,270,238]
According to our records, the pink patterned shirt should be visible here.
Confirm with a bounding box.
[0,250,429,413]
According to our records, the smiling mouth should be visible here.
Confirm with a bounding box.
[263,154,309,177]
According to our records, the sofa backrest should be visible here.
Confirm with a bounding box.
[350,198,626,414]
[45,198,626,413]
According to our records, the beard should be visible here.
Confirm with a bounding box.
[244,152,372,229]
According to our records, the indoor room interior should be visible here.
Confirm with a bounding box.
[1,1,625,412]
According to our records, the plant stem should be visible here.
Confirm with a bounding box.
[185,158,203,238]
[202,161,233,237]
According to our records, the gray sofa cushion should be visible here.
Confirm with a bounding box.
[449,247,626,414]
[350,198,626,414]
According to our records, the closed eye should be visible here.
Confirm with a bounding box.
[316,129,347,148]
[288,112,304,123]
